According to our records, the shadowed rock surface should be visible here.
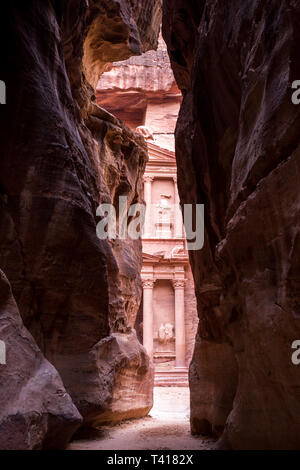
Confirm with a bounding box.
[163,0,300,449]
[0,270,82,450]
[0,0,160,448]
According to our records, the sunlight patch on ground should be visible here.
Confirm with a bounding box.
[68,387,216,450]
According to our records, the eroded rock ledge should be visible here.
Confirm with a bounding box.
[0,0,160,449]
[163,0,300,449]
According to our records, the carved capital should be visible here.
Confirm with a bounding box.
[172,279,185,289]
[142,279,154,289]
[144,175,154,183]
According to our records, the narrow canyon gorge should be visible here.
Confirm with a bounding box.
[0,0,300,451]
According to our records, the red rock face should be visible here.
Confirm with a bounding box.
[0,0,160,448]
[0,270,82,450]
[163,0,300,449]
[96,34,182,151]
[84,0,162,88]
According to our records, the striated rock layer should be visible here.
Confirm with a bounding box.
[96,34,182,151]
[0,0,160,448]
[84,0,162,88]
[163,0,300,449]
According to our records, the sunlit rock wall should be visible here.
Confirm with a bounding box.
[96,34,182,151]
[84,0,162,88]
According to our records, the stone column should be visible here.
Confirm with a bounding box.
[142,279,154,359]
[173,279,186,367]
[143,176,153,237]
[173,176,183,238]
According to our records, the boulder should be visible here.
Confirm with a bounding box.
[0,270,82,450]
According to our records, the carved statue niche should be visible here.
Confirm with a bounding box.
[156,194,172,237]
[157,194,171,214]
[158,322,174,344]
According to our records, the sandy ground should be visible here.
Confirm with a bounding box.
[68,387,216,450]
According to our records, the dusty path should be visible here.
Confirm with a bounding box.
[68,387,216,450]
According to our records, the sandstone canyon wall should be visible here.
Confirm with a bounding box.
[0,0,161,449]
[163,0,300,449]
[96,34,182,151]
